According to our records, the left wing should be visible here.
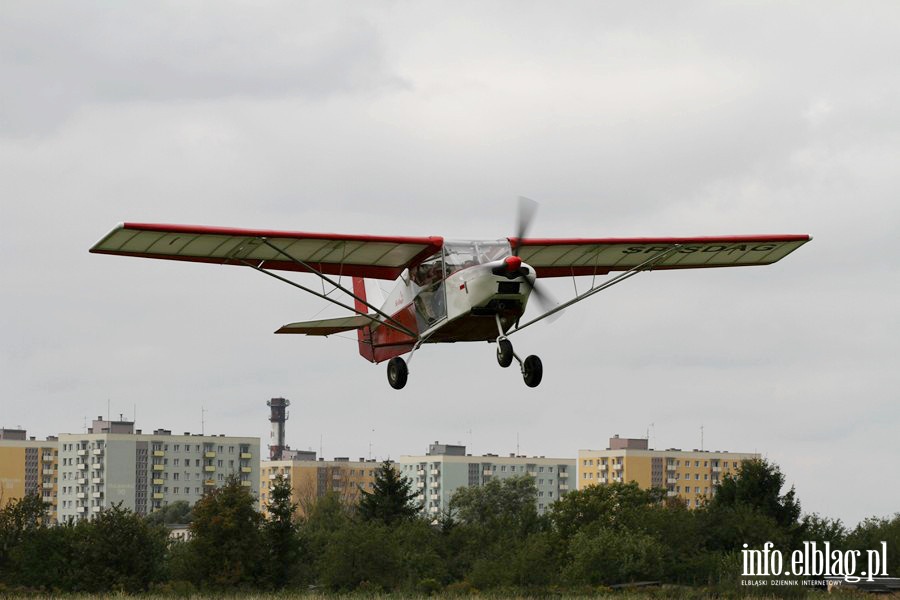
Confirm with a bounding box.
[511,234,811,277]
[90,223,443,280]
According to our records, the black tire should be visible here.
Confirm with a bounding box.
[522,355,543,388]
[387,357,408,390]
[496,339,514,368]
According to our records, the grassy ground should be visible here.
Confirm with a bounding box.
[0,589,883,600]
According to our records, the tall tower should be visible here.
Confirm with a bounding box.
[267,397,290,460]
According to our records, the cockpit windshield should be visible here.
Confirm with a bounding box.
[443,240,511,274]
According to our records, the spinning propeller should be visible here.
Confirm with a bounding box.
[510,196,560,320]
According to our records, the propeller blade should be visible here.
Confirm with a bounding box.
[514,196,539,256]
[523,276,562,323]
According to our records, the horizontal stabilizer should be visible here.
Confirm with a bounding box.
[275,314,375,336]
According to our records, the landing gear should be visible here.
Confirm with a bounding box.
[522,355,543,388]
[494,315,543,387]
[496,339,514,368]
[387,357,408,390]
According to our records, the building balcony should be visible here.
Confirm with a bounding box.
[240,466,252,473]
[666,464,676,471]
[240,452,252,459]
[527,471,537,477]
[77,478,87,485]
[92,492,103,499]
[76,506,87,513]
[560,484,569,491]
[599,477,608,484]
[90,460,103,467]
[152,450,165,457]
[92,477,103,484]
[613,477,623,483]
[241,481,252,487]
[92,506,101,513]
[204,451,216,458]
[76,464,87,470]
[430,469,440,476]
[429,481,439,488]
[204,466,216,472]
[152,464,164,471]
[712,466,721,472]
[204,479,215,486]
[430,494,440,501]
[598,464,607,471]
[416,481,425,488]
[483,469,493,476]
[667,477,676,484]
[76,449,87,456]
[42,482,54,489]
[42,454,54,462]
[42,468,54,476]
[613,463,623,471]
[559,471,569,478]
[153,493,164,500]
[416,469,425,476]
[667,490,678,497]
[153,478,164,485]
[76,492,87,499]
[92,448,103,455]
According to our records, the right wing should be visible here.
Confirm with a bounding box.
[90,222,444,280]
[511,234,812,277]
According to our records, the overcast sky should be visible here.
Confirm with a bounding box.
[2,1,898,526]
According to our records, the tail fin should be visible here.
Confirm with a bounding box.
[352,277,376,362]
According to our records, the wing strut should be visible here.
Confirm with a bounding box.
[510,245,684,334]
[255,238,418,338]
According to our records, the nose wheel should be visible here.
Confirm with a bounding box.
[494,314,543,387]
[495,338,543,387]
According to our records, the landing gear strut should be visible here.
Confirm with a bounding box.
[495,315,543,387]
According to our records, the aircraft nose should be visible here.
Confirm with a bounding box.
[504,256,522,273]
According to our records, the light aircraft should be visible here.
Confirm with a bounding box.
[91,200,811,389]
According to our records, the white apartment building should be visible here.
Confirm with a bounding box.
[57,417,260,522]
[397,442,575,517]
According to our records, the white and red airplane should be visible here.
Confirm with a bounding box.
[91,201,811,389]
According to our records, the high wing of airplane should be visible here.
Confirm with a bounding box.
[91,206,810,390]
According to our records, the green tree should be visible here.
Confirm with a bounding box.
[185,476,264,587]
[703,458,803,555]
[358,460,420,526]
[146,499,192,525]
[264,474,302,588]
[563,527,665,585]
[847,514,900,576]
[709,458,801,532]
[74,503,168,593]
[0,494,46,576]
[803,513,848,545]
[549,481,664,540]
[451,475,540,539]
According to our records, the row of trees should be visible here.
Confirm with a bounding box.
[0,458,896,594]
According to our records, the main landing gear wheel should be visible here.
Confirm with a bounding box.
[496,339,514,368]
[387,357,408,390]
[522,355,543,388]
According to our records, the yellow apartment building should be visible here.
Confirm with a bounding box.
[259,454,379,517]
[0,428,59,522]
[578,435,759,508]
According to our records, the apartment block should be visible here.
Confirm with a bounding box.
[259,453,379,516]
[578,435,759,508]
[57,417,260,522]
[397,442,575,517]
[0,428,59,521]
